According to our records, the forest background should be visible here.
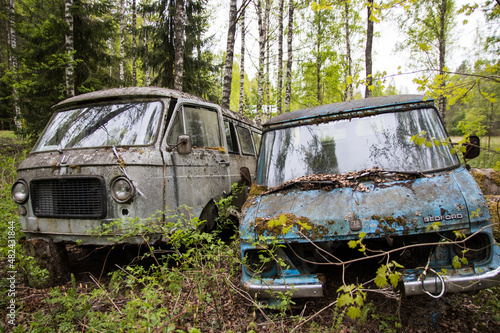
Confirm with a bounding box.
[0,0,499,150]
[1,1,500,331]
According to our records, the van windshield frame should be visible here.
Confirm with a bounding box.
[257,107,460,187]
[33,99,165,152]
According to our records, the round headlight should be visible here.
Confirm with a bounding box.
[111,177,134,203]
[12,180,29,204]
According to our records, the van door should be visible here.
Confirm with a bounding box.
[162,102,231,219]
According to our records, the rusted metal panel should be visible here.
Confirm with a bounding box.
[14,88,261,246]
[239,95,500,301]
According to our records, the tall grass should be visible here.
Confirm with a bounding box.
[451,136,500,169]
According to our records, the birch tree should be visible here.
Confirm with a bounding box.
[277,0,284,114]
[8,0,21,128]
[174,0,185,91]
[239,7,246,113]
[221,0,238,109]
[132,0,137,86]
[365,0,373,98]
[256,0,265,114]
[119,0,125,85]
[284,0,294,112]
[65,0,75,98]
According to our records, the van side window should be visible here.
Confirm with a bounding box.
[167,110,184,145]
[167,105,221,148]
[252,131,261,154]
[225,121,239,153]
[237,126,255,155]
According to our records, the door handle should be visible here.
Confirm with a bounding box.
[219,161,230,166]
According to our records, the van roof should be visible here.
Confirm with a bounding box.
[265,94,434,127]
[55,87,259,129]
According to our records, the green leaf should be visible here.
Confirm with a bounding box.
[389,272,401,288]
[338,293,354,307]
[347,306,362,319]
[375,273,388,288]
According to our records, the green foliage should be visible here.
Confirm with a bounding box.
[348,231,367,254]
[374,261,403,289]
[336,284,367,320]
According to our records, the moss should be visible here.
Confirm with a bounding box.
[372,215,408,235]
[492,170,500,186]
[248,184,268,197]
[254,213,329,240]
[471,170,487,193]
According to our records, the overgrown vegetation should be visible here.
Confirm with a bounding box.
[1,134,500,332]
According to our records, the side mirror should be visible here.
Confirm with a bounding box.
[177,134,192,155]
[463,135,480,160]
[240,167,252,186]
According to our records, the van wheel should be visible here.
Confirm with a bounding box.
[199,200,218,233]
[20,238,70,288]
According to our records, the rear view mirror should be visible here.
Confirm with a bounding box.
[463,135,480,160]
[177,134,192,155]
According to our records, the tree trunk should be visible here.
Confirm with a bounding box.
[277,0,284,114]
[221,0,238,109]
[20,238,70,287]
[365,0,373,98]
[437,0,447,123]
[284,0,294,113]
[119,0,125,85]
[239,8,246,114]
[132,0,137,86]
[344,1,353,101]
[316,11,322,105]
[65,0,75,98]
[174,0,185,91]
[8,0,21,128]
[256,0,264,114]
[144,34,150,86]
[265,0,271,116]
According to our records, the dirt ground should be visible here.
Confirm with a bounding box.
[4,244,500,333]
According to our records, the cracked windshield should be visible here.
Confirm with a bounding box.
[257,108,459,187]
[33,101,163,151]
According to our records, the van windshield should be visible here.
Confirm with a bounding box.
[257,108,459,187]
[33,101,164,151]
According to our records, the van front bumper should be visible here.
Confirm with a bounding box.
[242,275,324,299]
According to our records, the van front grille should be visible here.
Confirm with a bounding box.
[30,177,106,218]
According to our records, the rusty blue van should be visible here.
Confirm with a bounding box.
[239,95,500,301]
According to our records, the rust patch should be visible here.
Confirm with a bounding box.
[372,215,409,235]
[195,146,227,153]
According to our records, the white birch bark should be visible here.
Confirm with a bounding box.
[284,0,294,113]
[132,0,137,86]
[277,0,284,114]
[256,0,264,114]
[65,0,75,98]
[221,0,238,109]
[119,0,125,85]
[239,8,246,114]
[9,0,21,128]
[174,0,185,91]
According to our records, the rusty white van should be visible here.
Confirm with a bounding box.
[12,87,261,261]
[239,95,500,302]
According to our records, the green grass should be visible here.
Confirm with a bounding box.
[0,130,20,140]
[451,136,500,169]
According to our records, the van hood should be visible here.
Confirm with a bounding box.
[240,167,487,242]
[17,147,163,171]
